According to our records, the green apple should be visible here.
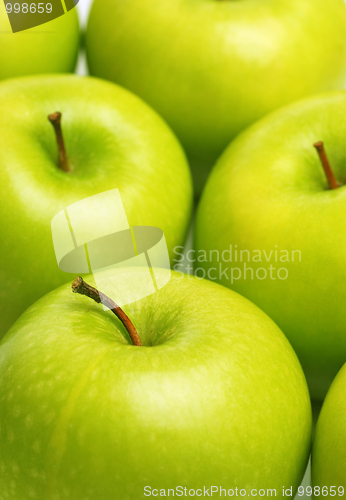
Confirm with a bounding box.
[0,268,312,499]
[312,363,346,494]
[194,91,346,401]
[0,74,192,338]
[85,0,346,195]
[0,2,80,80]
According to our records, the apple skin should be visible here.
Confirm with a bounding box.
[0,75,192,339]
[194,91,346,401]
[0,2,79,80]
[312,363,346,493]
[0,268,312,499]
[85,0,346,195]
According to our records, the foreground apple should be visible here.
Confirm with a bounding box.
[0,2,79,80]
[0,268,312,499]
[0,75,192,338]
[86,0,346,194]
[312,363,346,494]
[194,91,346,400]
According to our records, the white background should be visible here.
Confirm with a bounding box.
[77,0,92,26]
[76,0,92,75]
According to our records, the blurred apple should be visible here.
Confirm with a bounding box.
[0,1,79,80]
[312,363,346,494]
[86,0,346,194]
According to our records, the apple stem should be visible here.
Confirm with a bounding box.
[48,112,70,173]
[313,141,339,190]
[72,276,142,347]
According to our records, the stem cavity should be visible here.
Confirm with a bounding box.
[314,141,339,190]
[72,276,142,347]
[48,112,70,173]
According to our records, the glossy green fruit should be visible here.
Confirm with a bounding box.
[312,363,346,495]
[86,0,346,194]
[0,2,79,80]
[0,75,192,338]
[0,268,312,499]
[195,91,346,400]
